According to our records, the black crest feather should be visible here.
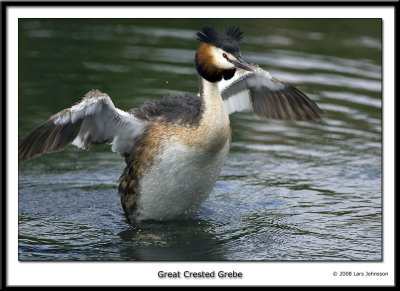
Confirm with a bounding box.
[196,26,221,45]
[224,26,243,42]
[196,26,243,54]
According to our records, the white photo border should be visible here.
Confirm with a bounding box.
[5,4,395,287]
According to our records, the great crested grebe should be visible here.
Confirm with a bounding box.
[19,26,323,223]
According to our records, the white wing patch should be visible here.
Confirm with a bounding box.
[222,89,252,115]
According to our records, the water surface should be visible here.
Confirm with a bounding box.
[18,19,382,261]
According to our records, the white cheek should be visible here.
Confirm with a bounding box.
[212,47,235,69]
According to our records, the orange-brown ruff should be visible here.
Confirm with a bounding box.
[18,26,323,223]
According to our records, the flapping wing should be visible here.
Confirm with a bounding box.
[19,89,145,163]
[219,65,323,120]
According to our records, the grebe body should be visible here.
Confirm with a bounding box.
[119,78,232,222]
[18,26,323,223]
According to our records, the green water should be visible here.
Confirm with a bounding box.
[18,19,381,261]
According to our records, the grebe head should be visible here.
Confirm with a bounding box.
[195,26,253,83]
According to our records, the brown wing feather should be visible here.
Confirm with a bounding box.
[19,119,83,163]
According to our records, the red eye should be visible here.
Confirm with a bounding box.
[222,53,227,58]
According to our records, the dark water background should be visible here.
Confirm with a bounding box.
[18,19,382,261]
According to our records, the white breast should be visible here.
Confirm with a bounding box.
[135,139,230,221]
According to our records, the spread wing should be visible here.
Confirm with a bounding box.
[219,65,324,120]
[18,89,145,163]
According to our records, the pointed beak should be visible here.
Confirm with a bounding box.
[231,56,254,71]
